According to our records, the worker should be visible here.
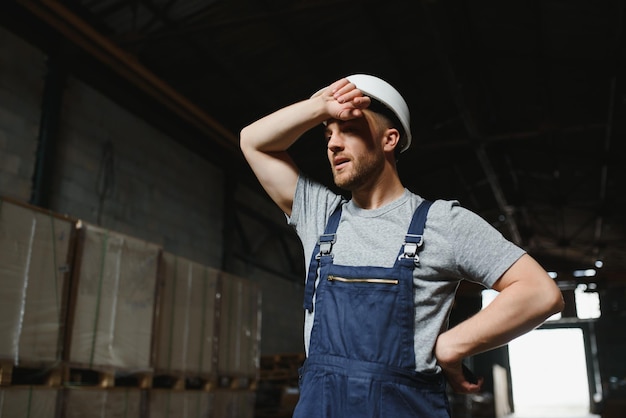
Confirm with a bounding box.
[240,74,564,417]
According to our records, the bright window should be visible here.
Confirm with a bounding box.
[574,284,601,319]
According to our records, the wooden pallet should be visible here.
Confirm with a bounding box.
[256,353,304,418]
[217,375,257,390]
[63,366,152,389]
[0,361,64,387]
[260,352,305,369]
[151,373,217,391]
[259,352,304,385]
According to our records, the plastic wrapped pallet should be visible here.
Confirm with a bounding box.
[0,197,76,366]
[0,387,59,417]
[63,388,142,417]
[148,389,214,417]
[66,222,160,371]
[154,253,219,377]
[212,389,255,418]
[217,272,261,381]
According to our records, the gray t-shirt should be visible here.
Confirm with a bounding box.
[288,175,525,372]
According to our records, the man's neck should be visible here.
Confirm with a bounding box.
[350,174,405,210]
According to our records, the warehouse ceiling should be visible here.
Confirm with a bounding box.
[2,0,626,288]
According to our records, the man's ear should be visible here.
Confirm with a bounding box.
[383,128,401,152]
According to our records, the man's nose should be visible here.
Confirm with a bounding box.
[327,133,344,151]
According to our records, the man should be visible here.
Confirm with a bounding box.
[240,74,564,417]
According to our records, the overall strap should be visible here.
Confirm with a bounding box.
[303,205,342,312]
[397,200,433,265]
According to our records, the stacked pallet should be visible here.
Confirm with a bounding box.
[255,353,304,418]
[0,197,74,416]
[0,197,260,417]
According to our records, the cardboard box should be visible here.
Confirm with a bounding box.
[0,386,59,417]
[217,273,261,380]
[63,387,142,417]
[0,197,76,365]
[212,389,255,418]
[154,253,219,376]
[148,389,214,417]
[66,223,160,371]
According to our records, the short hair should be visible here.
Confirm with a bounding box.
[368,99,405,157]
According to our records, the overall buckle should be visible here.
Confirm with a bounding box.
[316,233,336,259]
[398,234,423,265]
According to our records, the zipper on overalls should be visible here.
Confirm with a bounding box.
[327,275,399,285]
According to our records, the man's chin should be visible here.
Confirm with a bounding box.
[333,177,355,191]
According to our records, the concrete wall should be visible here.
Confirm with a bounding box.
[0,27,44,201]
[53,78,225,267]
[0,25,304,356]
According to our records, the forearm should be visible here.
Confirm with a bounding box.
[437,274,563,363]
[239,96,329,215]
[435,254,564,393]
[238,77,371,215]
[240,96,328,154]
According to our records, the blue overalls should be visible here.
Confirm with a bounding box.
[294,200,451,418]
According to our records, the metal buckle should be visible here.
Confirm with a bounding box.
[405,234,424,247]
[403,242,418,258]
[317,233,336,258]
[398,234,423,263]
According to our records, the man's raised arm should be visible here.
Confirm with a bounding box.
[239,78,371,215]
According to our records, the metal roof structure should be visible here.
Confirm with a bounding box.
[2,0,625,288]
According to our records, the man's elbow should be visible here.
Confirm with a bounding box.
[239,127,250,151]
[545,284,566,317]
[239,127,259,162]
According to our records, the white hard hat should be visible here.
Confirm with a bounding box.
[346,74,412,153]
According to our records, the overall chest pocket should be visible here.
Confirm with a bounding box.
[318,270,412,364]
[326,274,400,296]
[328,275,399,285]
[323,272,404,317]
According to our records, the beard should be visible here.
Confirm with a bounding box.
[332,149,385,191]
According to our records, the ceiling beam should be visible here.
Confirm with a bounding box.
[417,123,606,151]
[421,0,522,244]
[15,0,239,152]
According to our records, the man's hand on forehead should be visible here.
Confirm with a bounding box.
[324,78,372,121]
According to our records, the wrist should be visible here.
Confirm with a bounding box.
[435,331,464,366]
